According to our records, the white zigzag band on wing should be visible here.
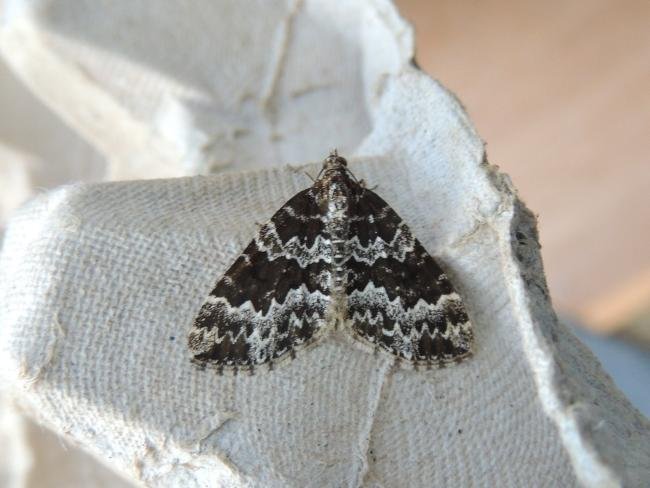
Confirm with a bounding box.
[192,285,330,364]
[347,281,471,359]
[255,222,332,267]
[346,223,415,264]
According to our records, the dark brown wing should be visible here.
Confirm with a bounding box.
[345,189,472,365]
[188,189,331,368]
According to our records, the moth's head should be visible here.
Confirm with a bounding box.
[323,149,348,170]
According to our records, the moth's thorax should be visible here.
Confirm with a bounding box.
[313,166,355,304]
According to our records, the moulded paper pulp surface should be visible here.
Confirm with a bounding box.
[0,0,648,487]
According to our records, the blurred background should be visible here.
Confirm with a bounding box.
[396,0,650,412]
[0,0,648,486]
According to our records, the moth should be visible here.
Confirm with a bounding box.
[188,151,472,371]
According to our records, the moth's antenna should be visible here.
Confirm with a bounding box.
[329,148,338,158]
